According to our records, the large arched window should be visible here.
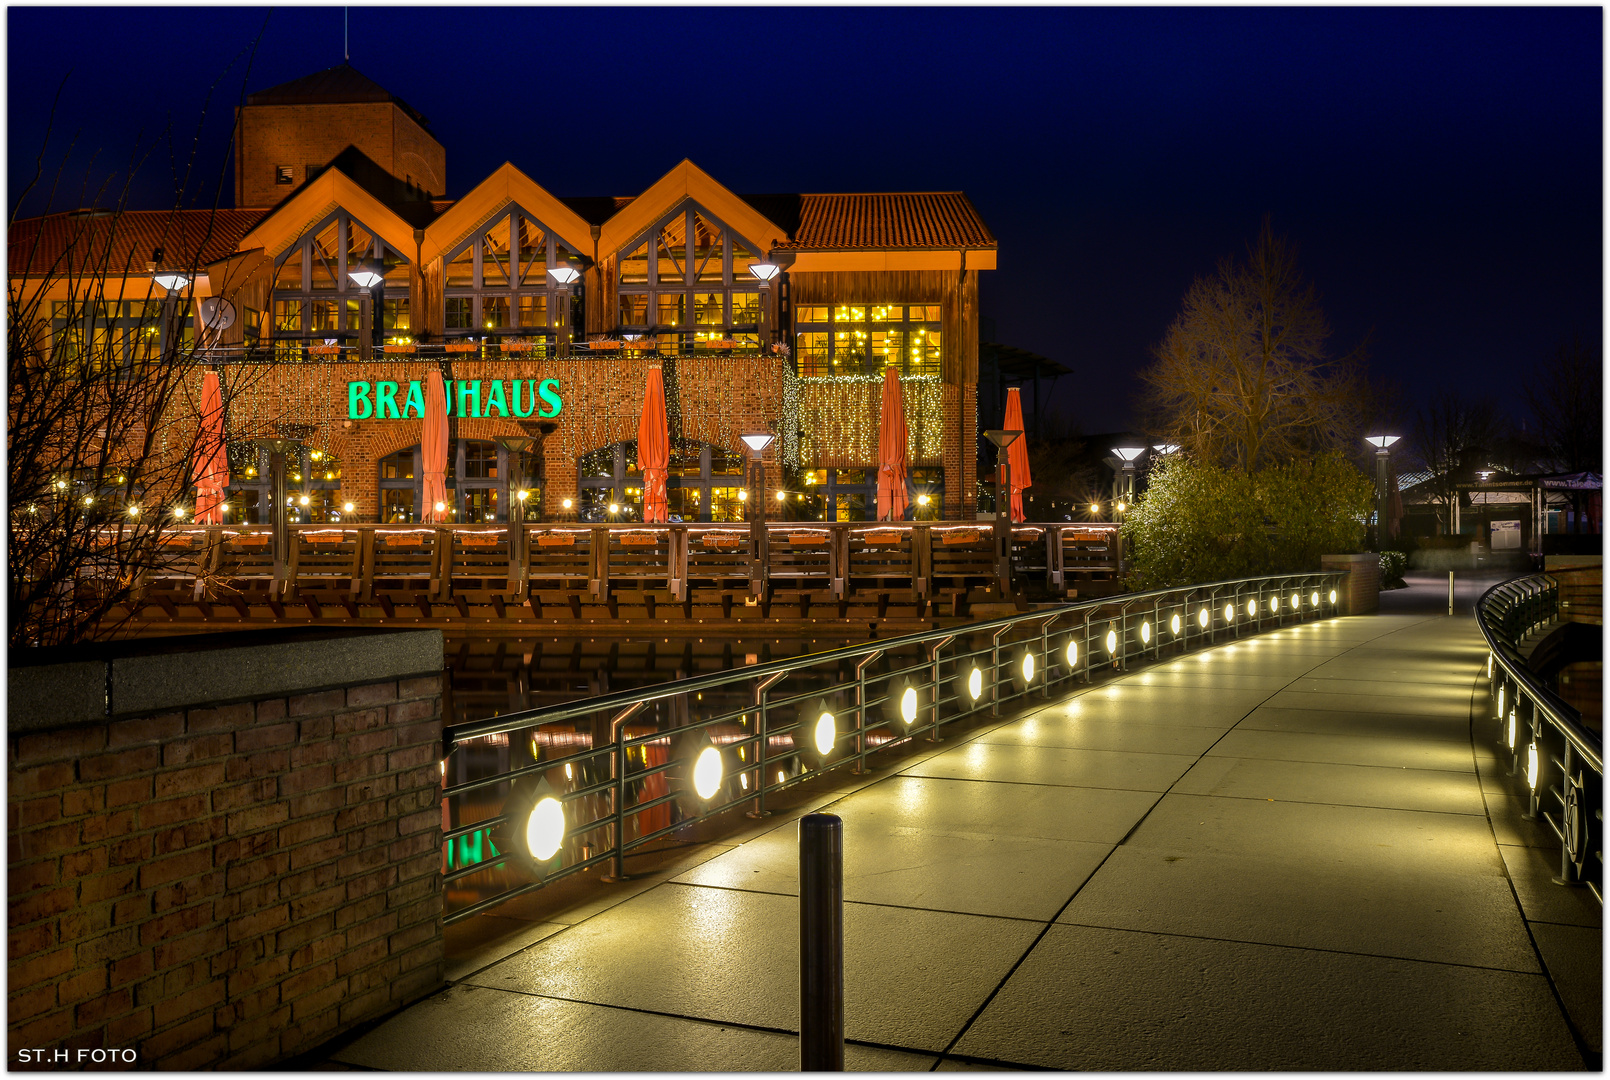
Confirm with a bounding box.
[272,210,411,358]
[377,440,544,523]
[443,206,581,345]
[576,439,746,522]
[616,204,765,351]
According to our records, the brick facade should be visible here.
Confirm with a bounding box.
[1321,553,1381,615]
[8,642,444,1069]
[236,102,445,208]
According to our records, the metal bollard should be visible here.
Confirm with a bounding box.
[1448,571,1456,616]
[799,813,844,1072]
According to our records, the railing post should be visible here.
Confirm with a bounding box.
[853,650,883,774]
[1039,617,1052,698]
[799,813,844,1072]
[750,672,787,818]
[991,624,1011,716]
[928,635,953,741]
[605,700,646,882]
[1448,570,1456,616]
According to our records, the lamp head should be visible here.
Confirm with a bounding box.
[983,429,1022,449]
[1112,446,1146,462]
[347,259,384,289]
[1364,435,1399,450]
[549,262,582,285]
[747,262,781,282]
[740,433,775,455]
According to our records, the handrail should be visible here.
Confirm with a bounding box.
[1475,573,1602,902]
[436,569,1347,923]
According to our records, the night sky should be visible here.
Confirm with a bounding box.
[8,6,1602,435]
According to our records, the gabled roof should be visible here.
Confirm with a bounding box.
[234,164,423,262]
[421,163,595,265]
[780,193,996,250]
[8,208,265,277]
[246,62,431,131]
[596,160,789,260]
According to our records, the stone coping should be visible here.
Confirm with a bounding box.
[7,627,443,732]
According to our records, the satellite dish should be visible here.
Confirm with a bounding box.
[199,297,236,331]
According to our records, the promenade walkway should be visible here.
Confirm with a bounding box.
[326,574,1599,1070]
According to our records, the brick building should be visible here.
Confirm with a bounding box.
[12,63,997,525]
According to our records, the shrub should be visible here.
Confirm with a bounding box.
[1379,549,1408,586]
[1122,451,1373,589]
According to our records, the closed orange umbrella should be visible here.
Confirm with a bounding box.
[192,370,229,524]
[876,367,908,521]
[1003,387,1032,522]
[422,370,449,522]
[638,364,670,522]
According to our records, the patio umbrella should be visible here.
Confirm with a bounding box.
[1002,387,1032,522]
[638,364,670,522]
[192,370,229,524]
[422,370,449,523]
[876,366,908,520]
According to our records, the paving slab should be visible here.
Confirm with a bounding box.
[1175,755,1487,816]
[972,715,1230,757]
[954,924,1583,1070]
[1205,726,1477,772]
[1499,843,1603,928]
[1262,687,1471,718]
[467,882,1041,1053]
[1059,794,1539,971]
[334,982,938,1071]
[1530,921,1603,1054]
[444,918,568,983]
[1235,704,1473,744]
[903,739,1197,793]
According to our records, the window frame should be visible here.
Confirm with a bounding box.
[270,209,411,352]
[441,204,579,342]
[615,202,767,345]
[792,302,942,378]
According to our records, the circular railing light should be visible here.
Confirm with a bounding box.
[967,667,984,701]
[1311,590,1319,607]
[525,796,565,862]
[1328,589,1337,604]
[692,746,724,800]
[1021,651,1035,683]
[899,685,918,725]
[1065,639,1078,666]
[1290,593,1299,608]
[1105,629,1118,654]
[1140,621,1151,644]
[1506,710,1516,750]
[1198,607,1210,629]
[1526,742,1539,790]
[1223,603,1234,623]
[1247,599,1257,617]
[1170,613,1181,636]
[1497,685,1506,718]
[814,710,836,756]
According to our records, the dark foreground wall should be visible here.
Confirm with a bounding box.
[7,629,445,1069]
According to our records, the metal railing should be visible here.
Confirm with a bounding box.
[437,570,1348,923]
[1476,575,1603,903]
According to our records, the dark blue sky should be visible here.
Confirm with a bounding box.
[9,6,1602,433]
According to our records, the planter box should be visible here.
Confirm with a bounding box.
[537,534,576,547]
[619,533,660,546]
[941,530,982,545]
[864,529,903,545]
[703,534,744,549]
[445,343,479,353]
[788,532,828,546]
[587,341,623,351]
[457,534,501,548]
[382,345,417,354]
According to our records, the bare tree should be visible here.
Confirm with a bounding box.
[1523,337,1602,474]
[1139,218,1366,472]
[1409,390,1503,534]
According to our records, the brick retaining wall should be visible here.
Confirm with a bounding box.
[1321,553,1381,615]
[8,629,444,1069]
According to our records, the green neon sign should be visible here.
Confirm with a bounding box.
[347,379,562,420]
[446,828,502,871]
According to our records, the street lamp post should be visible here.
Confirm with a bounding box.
[748,262,780,346]
[151,250,192,365]
[1365,435,1399,551]
[253,437,302,593]
[348,258,385,362]
[741,433,776,597]
[1111,447,1147,575]
[550,261,582,357]
[496,436,537,589]
[983,430,1022,588]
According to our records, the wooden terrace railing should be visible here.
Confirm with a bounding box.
[107,521,1121,629]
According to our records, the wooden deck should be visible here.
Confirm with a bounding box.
[103,521,1121,635]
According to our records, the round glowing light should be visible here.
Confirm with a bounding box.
[1223,603,1234,623]
[1105,629,1118,654]
[524,797,565,861]
[775,489,788,502]
[1486,653,1493,678]
[917,494,930,506]
[608,503,620,514]
[967,666,984,701]
[1506,710,1516,750]
[1090,503,1100,514]
[1065,639,1078,666]
[813,711,836,756]
[517,489,530,502]
[899,685,918,725]
[434,502,446,513]
[343,502,355,513]
[82,495,94,506]
[1271,595,1280,610]
[1170,613,1181,636]
[1497,685,1505,718]
[1140,621,1152,645]
[562,498,573,510]
[738,490,749,501]
[1311,591,1319,607]
[1115,501,1126,513]
[1198,608,1210,629]
[1021,651,1036,683]
[1526,742,1539,790]
[126,505,140,517]
[53,479,67,490]
[1247,599,1257,617]
[692,746,724,799]
[1328,589,1337,604]
[299,495,311,507]
[1290,593,1299,608]
[172,507,187,520]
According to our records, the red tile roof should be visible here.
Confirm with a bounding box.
[8,208,265,278]
[782,193,995,250]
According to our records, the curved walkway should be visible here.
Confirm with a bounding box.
[330,586,1597,1071]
